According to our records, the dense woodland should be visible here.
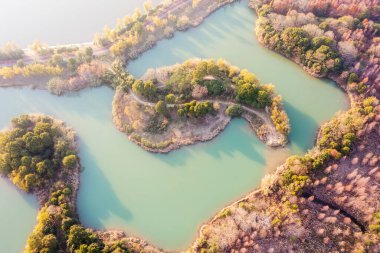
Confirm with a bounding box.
[0,115,77,192]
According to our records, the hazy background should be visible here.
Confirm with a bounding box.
[0,0,161,47]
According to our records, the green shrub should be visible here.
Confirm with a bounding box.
[179,100,214,118]
[225,104,243,117]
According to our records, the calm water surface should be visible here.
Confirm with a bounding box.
[0,0,348,252]
[0,0,161,47]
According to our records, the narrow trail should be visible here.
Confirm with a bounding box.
[129,90,269,124]
[128,90,285,146]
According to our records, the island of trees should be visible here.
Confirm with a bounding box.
[112,58,289,152]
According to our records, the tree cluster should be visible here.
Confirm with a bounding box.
[257,18,342,76]
[132,79,157,100]
[25,185,132,253]
[0,115,77,192]
[178,100,214,118]
[0,63,63,79]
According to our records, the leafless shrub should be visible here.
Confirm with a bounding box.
[351,157,359,165]
[192,84,208,99]
[344,184,353,192]
[316,228,325,235]
[302,24,324,37]
[321,205,329,212]
[347,169,358,180]
[343,217,351,224]
[369,167,379,175]
[318,213,326,220]
[259,228,268,239]
[324,216,338,223]
[333,228,342,235]
[335,182,345,194]
[261,174,276,196]
[369,157,379,167]
[338,40,359,64]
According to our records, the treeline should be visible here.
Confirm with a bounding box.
[0,63,63,79]
[257,9,343,77]
[0,46,94,81]
[251,0,380,21]
[94,1,196,57]
[255,3,380,97]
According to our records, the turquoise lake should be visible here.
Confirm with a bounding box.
[0,0,348,252]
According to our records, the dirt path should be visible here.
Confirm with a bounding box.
[128,90,284,145]
[129,90,268,123]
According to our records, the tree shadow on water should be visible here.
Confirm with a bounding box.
[203,119,266,165]
[284,101,319,153]
[153,147,194,167]
[154,119,265,167]
[76,141,133,230]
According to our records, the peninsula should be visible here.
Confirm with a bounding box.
[112,59,289,152]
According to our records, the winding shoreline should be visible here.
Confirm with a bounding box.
[1,0,377,252]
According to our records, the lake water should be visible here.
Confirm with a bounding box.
[0,0,161,47]
[0,0,348,252]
